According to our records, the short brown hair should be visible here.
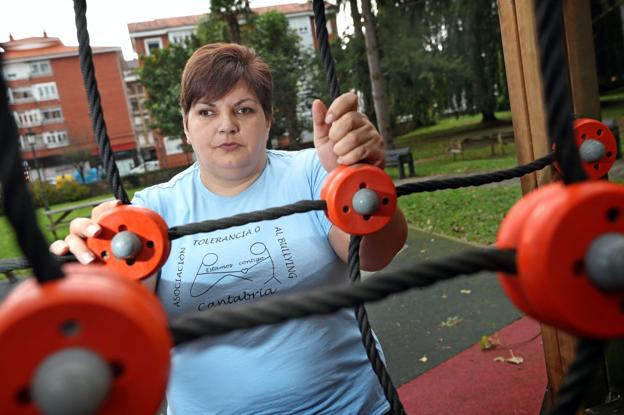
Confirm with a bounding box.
[180,43,272,120]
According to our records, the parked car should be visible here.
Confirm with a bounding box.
[129,160,160,174]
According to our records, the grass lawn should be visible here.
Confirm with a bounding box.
[399,184,522,245]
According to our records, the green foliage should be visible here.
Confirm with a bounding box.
[138,43,195,138]
[29,180,90,207]
[246,12,305,145]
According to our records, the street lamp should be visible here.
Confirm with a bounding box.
[26,131,50,211]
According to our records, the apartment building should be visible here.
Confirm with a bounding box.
[1,34,137,181]
[126,1,337,168]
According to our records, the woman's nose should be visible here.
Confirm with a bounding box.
[218,112,238,134]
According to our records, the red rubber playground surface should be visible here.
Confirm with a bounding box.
[398,317,547,415]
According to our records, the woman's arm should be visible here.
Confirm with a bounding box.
[312,92,409,271]
[328,209,407,271]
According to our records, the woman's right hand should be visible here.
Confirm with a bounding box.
[49,199,122,264]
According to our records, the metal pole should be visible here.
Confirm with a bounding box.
[29,140,50,211]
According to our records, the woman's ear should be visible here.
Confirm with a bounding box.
[182,111,192,145]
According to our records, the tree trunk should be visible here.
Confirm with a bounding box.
[349,0,375,120]
[481,111,498,123]
[360,0,394,149]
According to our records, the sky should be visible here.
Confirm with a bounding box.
[2,0,347,60]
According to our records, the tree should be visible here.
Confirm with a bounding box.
[246,12,305,148]
[137,43,195,139]
[209,0,252,43]
[64,149,93,183]
[360,0,394,148]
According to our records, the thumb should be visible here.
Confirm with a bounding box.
[312,99,330,145]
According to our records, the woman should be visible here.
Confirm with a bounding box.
[51,43,407,414]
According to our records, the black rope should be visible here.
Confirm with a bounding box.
[313,0,340,101]
[396,153,555,197]
[397,153,555,197]
[348,236,406,415]
[168,200,326,240]
[73,0,130,204]
[0,254,76,274]
[549,340,604,415]
[170,247,516,344]
[535,0,586,184]
[0,54,64,284]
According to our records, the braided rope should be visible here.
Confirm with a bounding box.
[311,0,404,409]
[396,153,555,196]
[313,0,340,101]
[169,200,327,240]
[170,247,516,343]
[0,54,63,284]
[348,236,406,415]
[535,0,586,184]
[73,0,130,204]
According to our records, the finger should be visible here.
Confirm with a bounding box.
[337,139,385,166]
[332,125,376,156]
[328,112,368,143]
[69,217,101,239]
[49,240,69,256]
[325,91,358,125]
[312,99,330,144]
[91,199,122,221]
[64,234,96,264]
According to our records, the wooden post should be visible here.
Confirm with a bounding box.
[497,0,610,411]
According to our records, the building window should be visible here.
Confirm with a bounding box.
[29,61,52,77]
[169,30,193,45]
[34,82,58,101]
[10,87,35,103]
[42,131,69,148]
[129,97,140,112]
[144,38,163,56]
[41,107,64,124]
[164,137,183,155]
[14,110,41,128]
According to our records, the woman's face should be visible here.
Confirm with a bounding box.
[184,80,271,184]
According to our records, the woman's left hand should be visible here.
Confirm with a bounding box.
[312,92,385,172]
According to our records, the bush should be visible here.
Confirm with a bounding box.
[29,180,90,208]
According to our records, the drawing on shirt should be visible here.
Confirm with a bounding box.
[190,242,279,297]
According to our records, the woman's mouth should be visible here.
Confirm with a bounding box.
[219,143,241,151]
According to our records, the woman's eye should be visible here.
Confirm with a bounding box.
[237,107,254,115]
[198,109,214,117]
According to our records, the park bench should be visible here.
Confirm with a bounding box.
[386,147,415,179]
[44,197,114,240]
[448,131,514,160]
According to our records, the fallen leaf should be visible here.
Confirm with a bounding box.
[420,249,428,254]
[506,350,524,365]
[460,289,471,295]
[479,335,500,350]
[440,316,462,327]
[493,356,505,362]
[419,355,428,363]
[480,335,494,350]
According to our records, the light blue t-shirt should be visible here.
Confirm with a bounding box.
[133,149,389,415]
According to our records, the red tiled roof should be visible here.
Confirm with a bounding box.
[1,36,117,61]
[127,15,201,33]
[127,1,335,33]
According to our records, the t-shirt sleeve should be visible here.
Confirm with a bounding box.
[131,190,146,207]
[305,150,333,236]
